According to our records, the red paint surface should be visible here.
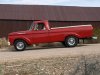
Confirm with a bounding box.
[8,21,93,45]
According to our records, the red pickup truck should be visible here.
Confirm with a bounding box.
[8,20,93,51]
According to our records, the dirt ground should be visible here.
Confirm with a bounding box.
[0,43,100,63]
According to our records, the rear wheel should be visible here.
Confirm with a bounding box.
[14,40,27,51]
[63,36,78,47]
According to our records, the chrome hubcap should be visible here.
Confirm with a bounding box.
[68,38,75,46]
[16,42,24,50]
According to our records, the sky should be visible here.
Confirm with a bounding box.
[0,0,100,7]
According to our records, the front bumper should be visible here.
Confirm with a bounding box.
[8,41,10,45]
[92,36,98,40]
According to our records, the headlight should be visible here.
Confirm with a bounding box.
[8,41,10,45]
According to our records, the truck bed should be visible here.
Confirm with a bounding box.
[50,25,93,39]
[51,25,92,29]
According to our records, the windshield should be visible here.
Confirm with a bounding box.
[29,22,34,30]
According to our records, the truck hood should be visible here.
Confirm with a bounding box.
[9,30,29,36]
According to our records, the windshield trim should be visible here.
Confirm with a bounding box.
[29,22,34,30]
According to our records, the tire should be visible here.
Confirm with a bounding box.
[63,36,78,47]
[14,40,27,51]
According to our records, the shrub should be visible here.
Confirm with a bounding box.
[0,37,9,48]
[93,28,100,43]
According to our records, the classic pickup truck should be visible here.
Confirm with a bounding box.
[8,20,93,51]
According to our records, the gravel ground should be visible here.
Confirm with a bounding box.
[0,43,100,63]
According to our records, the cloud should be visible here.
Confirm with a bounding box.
[0,0,100,7]
[0,0,79,5]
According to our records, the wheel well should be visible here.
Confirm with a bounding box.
[65,35,79,41]
[13,39,29,45]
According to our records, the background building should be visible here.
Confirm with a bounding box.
[0,4,100,38]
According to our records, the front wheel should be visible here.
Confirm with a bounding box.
[63,36,78,47]
[14,40,27,51]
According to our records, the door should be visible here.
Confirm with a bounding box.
[31,22,49,44]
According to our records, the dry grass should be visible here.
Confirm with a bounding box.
[0,37,9,48]
[94,28,100,43]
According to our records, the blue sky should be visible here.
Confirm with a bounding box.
[0,0,100,7]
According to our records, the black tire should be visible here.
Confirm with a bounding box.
[63,36,78,47]
[14,40,27,51]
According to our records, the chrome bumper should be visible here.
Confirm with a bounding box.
[92,36,98,40]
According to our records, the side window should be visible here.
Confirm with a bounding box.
[34,23,46,31]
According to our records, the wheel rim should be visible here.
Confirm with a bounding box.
[16,42,24,50]
[68,37,76,46]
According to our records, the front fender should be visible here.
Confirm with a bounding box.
[9,36,32,45]
[21,37,32,45]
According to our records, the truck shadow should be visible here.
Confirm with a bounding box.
[0,44,88,52]
[26,44,88,51]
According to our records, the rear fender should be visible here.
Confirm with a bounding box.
[65,33,81,39]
